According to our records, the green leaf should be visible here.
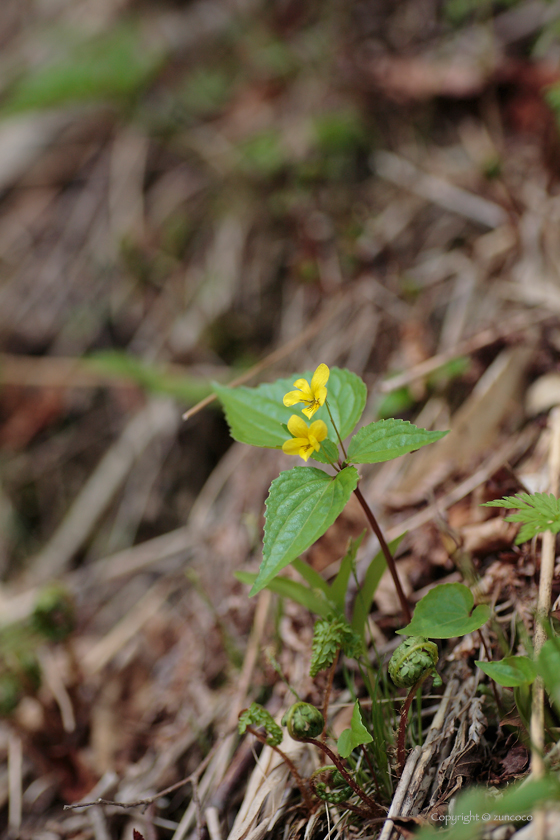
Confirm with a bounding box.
[538,639,560,712]
[292,558,331,596]
[311,438,339,466]
[475,655,537,687]
[251,465,359,595]
[347,419,448,464]
[213,366,366,450]
[235,572,332,619]
[310,617,362,677]
[238,702,283,746]
[397,583,490,639]
[330,532,365,613]
[351,535,405,636]
[337,700,372,758]
[430,776,560,840]
[2,25,163,115]
[482,493,560,544]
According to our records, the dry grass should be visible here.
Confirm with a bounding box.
[0,0,559,838]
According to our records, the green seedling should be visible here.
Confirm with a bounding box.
[214,363,447,620]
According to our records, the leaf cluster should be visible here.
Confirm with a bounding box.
[310,617,362,677]
[483,492,560,544]
[238,702,283,746]
[214,366,447,593]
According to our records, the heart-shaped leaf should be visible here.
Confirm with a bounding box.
[397,583,490,638]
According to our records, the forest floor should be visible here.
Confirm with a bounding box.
[1,0,560,838]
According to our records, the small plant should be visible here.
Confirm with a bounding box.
[477,492,560,718]
[215,364,499,810]
[214,363,448,620]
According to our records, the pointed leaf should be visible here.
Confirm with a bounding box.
[251,466,359,595]
[213,367,366,450]
[397,583,490,638]
[347,419,448,464]
[337,700,372,758]
[292,558,331,596]
[235,572,332,618]
[475,655,537,687]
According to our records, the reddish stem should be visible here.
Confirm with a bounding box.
[305,738,382,816]
[353,485,412,624]
[246,726,315,812]
[396,675,426,776]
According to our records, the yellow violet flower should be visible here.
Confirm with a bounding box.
[283,363,330,419]
[282,415,328,462]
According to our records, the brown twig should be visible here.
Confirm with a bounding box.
[64,733,224,812]
[353,485,412,624]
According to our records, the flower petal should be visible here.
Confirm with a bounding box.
[315,385,327,407]
[293,379,313,399]
[311,364,329,392]
[302,404,318,419]
[282,438,306,455]
[308,434,321,452]
[298,444,313,461]
[309,420,328,442]
[283,390,304,407]
[287,415,309,438]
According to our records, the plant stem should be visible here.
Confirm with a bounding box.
[353,485,412,625]
[246,726,315,812]
[476,628,503,716]
[396,675,427,775]
[361,743,381,797]
[321,650,339,741]
[305,738,382,816]
[308,776,373,818]
[325,400,348,460]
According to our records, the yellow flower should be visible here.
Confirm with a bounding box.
[283,364,330,419]
[282,415,328,462]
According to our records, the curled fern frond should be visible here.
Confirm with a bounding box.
[238,702,283,746]
[310,616,362,677]
[310,766,353,804]
[282,702,324,740]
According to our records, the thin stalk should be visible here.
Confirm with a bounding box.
[321,650,339,741]
[308,775,373,818]
[396,674,428,775]
[246,726,315,812]
[361,744,381,797]
[325,400,348,460]
[353,485,412,624]
[304,738,383,816]
[476,628,503,716]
